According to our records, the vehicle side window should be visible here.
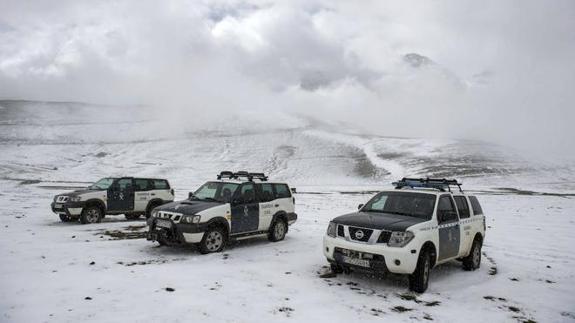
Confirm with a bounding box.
[273,184,291,199]
[238,183,257,204]
[437,196,457,223]
[454,196,470,219]
[134,179,151,191]
[152,179,169,190]
[258,183,275,202]
[116,178,133,190]
[468,196,484,216]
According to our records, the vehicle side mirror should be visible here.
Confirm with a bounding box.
[358,204,364,210]
[290,188,297,194]
[188,192,194,199]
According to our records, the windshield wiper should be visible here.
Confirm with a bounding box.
[201,197,220,202]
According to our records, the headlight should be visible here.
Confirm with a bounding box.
[151,209,159,217]
[70,196,82,202]
[388,231,415,247]
[326,222,336,237]
[181,215,201,224]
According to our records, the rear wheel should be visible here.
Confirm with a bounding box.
[463,239,482,271]
[59,214,77,222]
[80,206,102,224]
[198,227,226,254]
[268,218,287,242]
[409,249,431,293]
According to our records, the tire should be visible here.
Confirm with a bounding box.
[330,263,344,274]
[125,213,141,220]
[59,214,77,222]
[80,206,102,224]
[409,249,431,293]
[197,226,226,254]
[462,239,482,271]
[268,218,287,242]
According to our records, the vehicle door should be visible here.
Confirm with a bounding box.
[454,195,473,256]
[134,178,152,212]
[231,183,260,234]
[256,183,276,231]
[107,178,135,212]
[437,195,461,261]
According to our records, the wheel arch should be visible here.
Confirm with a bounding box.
[206,217,230,237]
[473,232,484,244]
[146,198,165,212]
[271,211,288,225]
[421,241,438,268]
[84,199,106,214]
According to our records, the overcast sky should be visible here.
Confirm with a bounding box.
[1,0,574,158]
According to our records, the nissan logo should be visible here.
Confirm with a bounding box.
[354,230,365,240]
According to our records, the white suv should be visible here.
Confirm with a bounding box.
[323,178,485,293]
[147,171,297,254]
[51,177,174,224]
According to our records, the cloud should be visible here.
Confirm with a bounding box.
[0,0,574,158]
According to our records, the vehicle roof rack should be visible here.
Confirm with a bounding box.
[392,177,463,193]
[217,171,268,182]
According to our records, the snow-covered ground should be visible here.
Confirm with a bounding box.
[0,100,574,322]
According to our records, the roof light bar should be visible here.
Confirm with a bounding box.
[392,177,463,193]
[217,171,268,182]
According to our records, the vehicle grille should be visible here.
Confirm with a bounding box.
[377,231,392,243]
[337,224,345,237]
[348,227,373,242]
[157,211,182,222]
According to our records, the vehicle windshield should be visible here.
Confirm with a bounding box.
[361,191,437,220]
[191,181,240,203]
[89,178,115,190]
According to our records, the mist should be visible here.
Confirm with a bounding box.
[1,0,574,158]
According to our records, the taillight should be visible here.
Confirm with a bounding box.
[292,197,295,204]
[170,189,174,196]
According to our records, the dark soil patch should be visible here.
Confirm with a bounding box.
[391,306,413,313]
[99,230,146,240]
[277,306,294,317]
[425,301,441,307]
[165,287,175,292]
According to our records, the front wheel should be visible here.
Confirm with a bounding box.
[409,249,431,293]
[197,227,226,254]
[268,219,287,242]
[80,206,102,224]
[462,239,482,271]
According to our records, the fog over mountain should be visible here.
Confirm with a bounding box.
[1,0,574,158]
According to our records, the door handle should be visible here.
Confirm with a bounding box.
[274,204,279,207]
[151,193,156,196]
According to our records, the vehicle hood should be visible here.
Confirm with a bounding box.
[332,212,428,231]
[155,200,223,215]
[59,189,104,197]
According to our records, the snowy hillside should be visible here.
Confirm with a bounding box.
[0,100,574,322]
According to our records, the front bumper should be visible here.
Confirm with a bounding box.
[147,218,207,245]
[323,235,419,274]
[51,201,85,217]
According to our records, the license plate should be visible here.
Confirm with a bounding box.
[54,203,63,209]
[342,256,370,268]
[156,219,172,229]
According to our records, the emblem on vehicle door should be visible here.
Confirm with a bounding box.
[243,205,249,217]
[355,230,365,240]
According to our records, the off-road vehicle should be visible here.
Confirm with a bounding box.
[323,178,485,293]
[51,177,174,224]
[147,171,297,254]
